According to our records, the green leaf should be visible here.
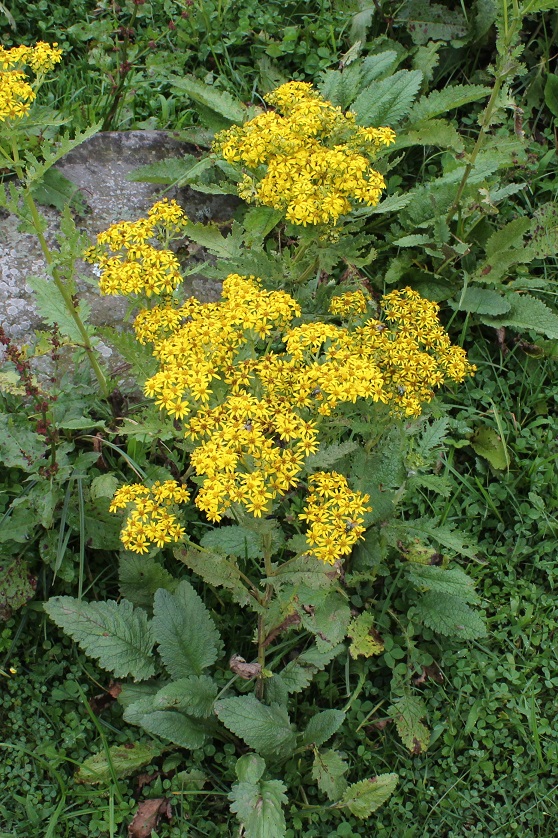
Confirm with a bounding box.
[409,85,491,123]
[312,749,349,801]
[530,202,558,258]
[338,774,398,817]
[185,220,243,259]
[388,696,429,753]
[127,155,213,185]
[393,233,432,247]
[119,555,178,610]
[0,413,46,471]
[242,206,283,244]
[400,0,468,45]
[170,75,247,124]
[298,592,351,651]
[469,426,510,470]
[354,192,411,217]
[0,558,35,618]
[347,612,384,658]
[305,441,358,471]
[390,518,479,560]
[26,275,92,344]
[528,1,558,14]
[235,754,266,784]
[413,592,487,639]
[229,778,288,838]
[394,119,465,151]
[457,287,511,316]
[279,643,344,693]
[416,417,449,459]
[32,167,87,214]
[269,554,334,591]
[318,65,363,110]
[76,742,165,784]
[353,70,423,127]
[175,546,253,607]
[152,675,217,717]
[200,525,264,559]
[360,51,400,83]
[215,696,297,759]
[483,293,558,340]
[139,710,207,749]
[152,581,222,679]
[44,597,155,681]
[407,565,480,604]
[303,710,345,748]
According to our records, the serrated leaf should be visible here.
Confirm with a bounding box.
[457,287,511,316]
[347,612,384,658]
[76,742,165,784]
[118,555,178,611]
[485,215,531,256]
[393,233,432,247]
[360,51,400,84]
[338,774,398,817]
[483,293,558,340]
[139,710,207,749]
[215,696,297,759]
[153,675,217,717]
[269,554,334,591]
[186,220,243,259]
[0,558,35,617]
[394,119,465,152]
[200,525,263,559]
[353,70,423,127]
[127,155,213,185]
[242,206,283,245]
[298,592,351,651]
[413,592,487,639]
[236,754,266,784]
[280,643,344,693]
[390,518,478,560]
[318,65,363,110]
[416,417,449,459]
[409,85,491,123]
[312,749,349,801]
[400,0,468,45]
[407,565,480,604]
[32,167,87,214]
[44,597,155,680]
[353,192,411,218]
[174,545,253,607]
[229,778,288,838]
[530,203,558,258]
[528,1,558,14]
[0,413,46,470]
[152,581,222,679]
[26,275,92,344]
[303,710,345,747]
[388,696,429,753]
[470,426,510,470]
[170,75,246,124]
[305,441,358,471]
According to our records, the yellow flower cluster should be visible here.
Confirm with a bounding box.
[109,480,190,554]
[0,43,62,122]
[329,290,370,317]
[83,199,188,296]
[299,471,371,565]
[213,81,395,226]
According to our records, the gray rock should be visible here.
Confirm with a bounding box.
[0,130,237,357]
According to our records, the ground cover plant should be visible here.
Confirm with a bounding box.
[1,0,558,835]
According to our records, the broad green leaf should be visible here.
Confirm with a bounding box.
[388,696,429,753]
[139,710,207,749]
[360,51,399,84]
[236,754,266,784]
[338,774,398,817]
[242,206,283,244]
[200,525,264,560]
[268,554,334,591]
[215,696,297,759]
[457,287,511,316]
[32,167,87,213]
[127,155,213,185]
[229,779,288,838]
[486,216,531,253]
[416,417,449,459]
[280,643,344,694]
[170,75,247,124]
[469,426,510,470]
[400,0,467,45]
[413,592,487,639]
[390,518,478,560]
[530,202,558,258]
[152,581,222,679]
[318,65,363,110]
[175,545,253,607]
[44,597,155,681]
[407,565,480,604]
[298,592,351,651]
[303,710,345,747]
[347,612,384,658]
[353,70,423,127]
[409,85,490,123]
[354,192,411,217]
[394,119,464,151]
[483,293,558,340]
[312,748,349,801]
[119,555,178,610]
[185,220,243,259]
[76,742,165,784]
[305,441,358,471]
[26,276,92,344]
[393,233,431,247]
[153,675,217,717]
[0,558,35,617]
[0,413,46,471]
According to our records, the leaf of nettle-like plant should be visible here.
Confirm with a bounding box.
[152,675,218,718]
[473,217,532,283]
[337,774,399,817]
[215,696,297,759]
[304,441,358,472]
[26,276,92,344]
[455,287,512,317]
[175,546,254,608]
[302,710,346,748]
[152,581,223,680]
[139,710,208,750]
[469,426,510,471]
[0,413,47,471]
[482,293,558,341]
[76,742,166,785]
[388,517,479,561]
[229,778,288,838]
[388,695,430,754]
[413,592,487,639]
[353,70,423,127]
[399,0,467,45]
[235,753,266,785]
[298,591,352,652]
[119,555,178,610]
[312,748,349,801]
[44,597,156,681]
[170,75,247,124]
[408,84,491,123]
[393,118,465,152]
[407,565,480,605]
[200,524,267,560]
[279,642,345,694]
[126,155,214,186]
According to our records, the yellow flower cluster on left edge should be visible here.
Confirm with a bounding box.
[0,43,62,123]
[109,480,190,555]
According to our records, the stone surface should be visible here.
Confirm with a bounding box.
[0,130,236,351]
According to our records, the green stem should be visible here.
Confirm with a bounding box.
[256,532,274,699]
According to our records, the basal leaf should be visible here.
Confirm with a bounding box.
[170,75,246,124]
[76,742,165,784]
[303,710,345,748]
[153,675,217,717]
[139,710,207,749]
[312,748,349,801]
[215,696,297,759]
[174,546,253,607]
[483,293,558,340]
[353,70,423,127]
[279,643,344,694]
[235,754,266,784]
[457,287,511,316]
[409,84,490,123]
[119,555,178,610]
[470,426,510,470]
[44,597,155,681]
[347,612,384,658]
[0,413,46,471]
[400,0,467,45]
[229,778,288,838]
[413,592,487,639]
[388,696,429,753]
[152,580,222,679]
[394,119,464,151]
[0,558,35,617]
[338,774,398,817]
[407,565,480,604]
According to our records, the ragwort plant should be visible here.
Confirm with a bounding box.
[46,85,484,834]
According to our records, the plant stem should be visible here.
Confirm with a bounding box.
[256,532,274,699]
